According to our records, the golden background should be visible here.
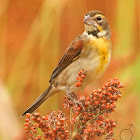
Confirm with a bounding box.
[0,0,139,139]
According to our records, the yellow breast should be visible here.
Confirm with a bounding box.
[86,35,111,75]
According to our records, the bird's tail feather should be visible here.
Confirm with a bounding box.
[21,85,52,117]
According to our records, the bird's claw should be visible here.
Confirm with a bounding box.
[73,99,85,111]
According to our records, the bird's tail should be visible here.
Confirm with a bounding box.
[21,85,52,117]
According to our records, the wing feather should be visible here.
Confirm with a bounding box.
[49,36,84,83]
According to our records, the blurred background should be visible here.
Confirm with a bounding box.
[0,0,139,139]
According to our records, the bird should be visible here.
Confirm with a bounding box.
[21,10,111,117]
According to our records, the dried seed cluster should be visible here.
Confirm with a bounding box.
[63,78,124,140]
[24,113,41,140]
[75,69,86,87]
[24,111,69,140]
[24,70,124,140]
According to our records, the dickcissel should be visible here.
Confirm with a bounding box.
[22,10,111,116]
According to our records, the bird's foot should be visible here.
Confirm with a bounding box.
[73,99,85,111]
[66,92,85,111]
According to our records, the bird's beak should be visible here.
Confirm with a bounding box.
[83,16,96,26]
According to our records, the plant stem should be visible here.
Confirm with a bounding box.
[70,108,72,138]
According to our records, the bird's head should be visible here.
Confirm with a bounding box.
[84,10,111,38]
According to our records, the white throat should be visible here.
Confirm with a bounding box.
[97,30,107,37]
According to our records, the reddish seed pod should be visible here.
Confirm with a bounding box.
[34,112,40,117]
[113,87,117,91]
[97,88,102,93]
[102,100,106,104]
[98,115,103,120]
[110,119,114,123]
[57,122,61,126]
[112,102,116,106]
[81,74,85,79]
[86,97,90,101]
[106,103,110,106]
[104,83,108,87]
[65,130,69,134]
[60,118,65,122]
[93,92,98,96]
[97,129,101,133]
[76,111,80,115]
[76,76,80,80]
[75,83,79,87]
[37,135,42,139]
[29,134,33,137]
[42,116,46,120]
[109,95,113,99]
[104,114,108,117]
[102,90,106,95]
[99,94,103,98]
[25,118,30,122]
[108,123,111,127]
[94,101,98,105]
[112,122,116,127]
[61,134,65,138]
[97,100,100,104]
[93,128,97,132]
[107,92,111,96]
[87,127,92,133]
[110,104,114,109]
[109,130,113,134]
[89,101,93,105]
[78,72,81,76]
[101,129,105,134]
[106,105,110,109]
[93,96,97,100]
[99,121,103,125]
[105,126,108,130]
[96,120,100,123]
[77,82,82,86]
[57,131,62,136]
[37,117,41,121]
[26,113,31,118]
[25,126,29,130]
[85,102,89,106]
[102,104,105,109]
[58,110,61,113]
[102,86,106,90]
[118,94,122,98]
[117,81,120,85]
[77,107,81,111]
[93,90,96,93]
[113,95,117,100]
[52,128,57,132]
[91,133,95,136]
[31,116,35,120]
[30,126,34,130]
[79,77,83,82]
[33,123,38,127]
[24,122,30,126]
[33,129,37,134]
[106,119,110,123]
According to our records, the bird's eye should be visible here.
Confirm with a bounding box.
[97,16,102,21]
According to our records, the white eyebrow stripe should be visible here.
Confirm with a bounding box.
[95,14,105,18]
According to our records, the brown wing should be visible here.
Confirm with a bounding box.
[49,36,84,83]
